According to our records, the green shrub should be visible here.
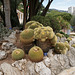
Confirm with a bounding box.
[31,15,61,33]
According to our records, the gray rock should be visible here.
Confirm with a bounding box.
[12,59,27,71]
[0,71,3,75]
[39,67,51,75]
[35,61,51,75]
[67,47,75,67]
[47,50,70,75]
[25,60,36,75]
[2,42,16,51]
[4,31,17,44]
[58,67,75,75]
[0,62,21,75]
[0,50,7,60]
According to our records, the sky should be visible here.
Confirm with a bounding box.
[43,0,75,11]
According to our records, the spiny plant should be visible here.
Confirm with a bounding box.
[12,49,25,60]
[50,35,57,47]
[28,46,43,62]
[34,26,55,42]
[54,42,68,54]
[25,21,43,29]
[71,44,75,48]
[20,29,34,44]
[64,41,70,50]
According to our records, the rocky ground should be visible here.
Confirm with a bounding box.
[0,31,75,75]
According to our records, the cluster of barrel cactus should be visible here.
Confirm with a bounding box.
[34,26,55,42]
[54,42,70,54]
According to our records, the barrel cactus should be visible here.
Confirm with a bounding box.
[34,26,54,42]
[25,21,43,29]
[50,35,57,46]
[66,37,72,43]
[71,44,75,48]
[28,46,43,62]
[54,42,68,54]
[20,29,34,44]
[64,41,70,50]
[56,33,62,38]
[12,49,25,60]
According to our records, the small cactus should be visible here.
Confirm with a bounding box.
[50,35,57,46]
[56,33,62,38]
[66,37,72,43]
[54,42,68,54]
[64,41,70,50]
[20,29,34,44]
[12,49,25,60]
[71,44,75,48]
[28,46,43,62]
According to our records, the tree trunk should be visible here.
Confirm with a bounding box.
[3,0,12,28]
[41,0,53,16]
[23,0,26,29]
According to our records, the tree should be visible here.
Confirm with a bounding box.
[3,0,11,28]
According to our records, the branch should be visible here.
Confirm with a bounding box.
[41,0,53,16]
[35,0,44,15]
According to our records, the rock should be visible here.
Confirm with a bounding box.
[47,50,70,75]
[1,42,17,51]
[39,67,51,75]
[67,47,75,67]
[3,31,17,44]
[0,50,7,60]
[25,60,36,75]
[57,37,66,42]
[35,61,51,75]
[12,59,27,71]
[43,57,51,68]
[58,67,75,75]
[0,71,3,75]
[0,62,21,75]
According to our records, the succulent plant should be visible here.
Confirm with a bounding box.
[50,35,57,46]
[54,42,68,54]
[25,21,43,29]
[20,29,34,44]
[28,46,43,62]
[34,26,54,42]
[12,49,25,60]
[56,33,62,38]
[0,24,13,41]
[71,44,75,48]
[64,41,70,50]
[66,37,72,43]
[28,22,43,30]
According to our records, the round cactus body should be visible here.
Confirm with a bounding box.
[64,42,70,50]
[20,29,34,44]
[28,22,43,30]
[51,35,57,46]
[56,33,62,38]
[25,21,43,29]
[28,46,43,62]
[34,26,54,42]
[12,49,25,60]
[66,37,72,43]
[25,21,36,29]
[71,44,75,48]
[55,42,68,54]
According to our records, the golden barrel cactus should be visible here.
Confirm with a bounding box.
[20,29,34,44]
[28,46,43,62]
[12,49,25,60]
